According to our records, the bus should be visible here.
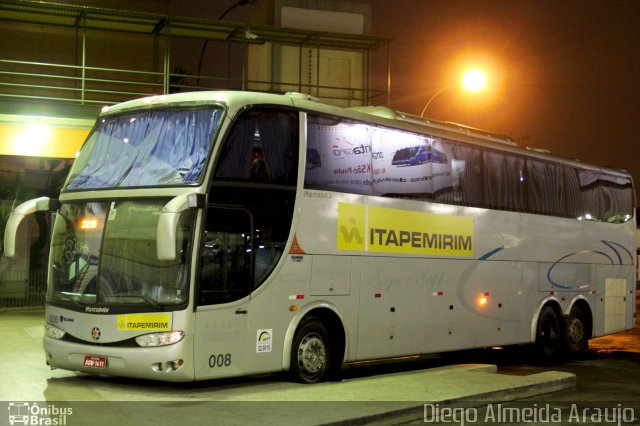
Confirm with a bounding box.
[4,91,635,383]
[391,144,447,166]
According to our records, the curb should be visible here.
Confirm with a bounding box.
[321,368,576,425]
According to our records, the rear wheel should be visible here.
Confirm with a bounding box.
[289,318,333,384]
[535,306,563,360]
[566,304,589,353]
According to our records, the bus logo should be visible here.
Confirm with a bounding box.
[7,402,73,425]
[117,313,171,332]
[337,202,474,257]
[288,234,306,255]
[90,327,101,341]
[8,402,29,425]
[337,203,366,251]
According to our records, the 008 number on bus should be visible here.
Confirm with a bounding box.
[208,353,232,368]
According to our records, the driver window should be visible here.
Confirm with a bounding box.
[213,109,298,185]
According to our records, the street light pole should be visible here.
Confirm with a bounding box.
[419,83,454,118]
[419,69,488,118]
[196,0,254,86]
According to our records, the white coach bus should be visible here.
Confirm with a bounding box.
[4,91,635,383]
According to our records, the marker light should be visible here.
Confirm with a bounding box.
[478,292,490,306]
[135,331,184,347]
[142,95,167,104]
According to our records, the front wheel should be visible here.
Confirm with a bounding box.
[289,318,333,384]
[535,306,563,361]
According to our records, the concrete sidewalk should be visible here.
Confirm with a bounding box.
[0,310,575,425]
[218,364,576,424]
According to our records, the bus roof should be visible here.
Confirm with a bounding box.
[98,90,631,179]
[347,105,517,147]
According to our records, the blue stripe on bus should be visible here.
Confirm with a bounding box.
[479,246,504,260]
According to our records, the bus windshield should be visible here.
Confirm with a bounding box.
[65,107,223,190]
[48,200,194,310]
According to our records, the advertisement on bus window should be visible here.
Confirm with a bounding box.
[371,128,453,196]
[305,121,373,194]
[305,119,456,198]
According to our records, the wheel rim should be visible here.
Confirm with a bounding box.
[297,332,326,376]
[567,316,585,345]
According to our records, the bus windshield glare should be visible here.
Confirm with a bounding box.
[48,200,194,310]
[65,107,223,190]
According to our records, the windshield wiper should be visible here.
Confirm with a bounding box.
[56,292,86,308]
[109,294,164,309]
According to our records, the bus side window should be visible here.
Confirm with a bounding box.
[198,207,252,306]
[526,159,566,216]
[483,150,526,212]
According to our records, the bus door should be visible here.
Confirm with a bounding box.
[194,206,254,378]
[193,108,299,379]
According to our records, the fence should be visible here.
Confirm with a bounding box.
[0,269,47,309]
[0,56,384,108]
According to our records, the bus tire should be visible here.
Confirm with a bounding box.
[565,304,589,353]
[289,318,333,384]
[534,306,563,361]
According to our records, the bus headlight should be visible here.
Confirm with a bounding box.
[44,323,66,340]
[135,331,184,347]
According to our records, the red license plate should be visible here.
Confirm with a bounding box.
[83,355,107,369]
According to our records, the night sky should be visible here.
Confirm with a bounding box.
[367,0,640,198]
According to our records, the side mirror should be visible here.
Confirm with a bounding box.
[156,192,203,261]
[4,197,56,258]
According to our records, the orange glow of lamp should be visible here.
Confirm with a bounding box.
[478,292,490,306]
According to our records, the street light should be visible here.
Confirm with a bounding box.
[461,69,487,92]
[419,68,488,118]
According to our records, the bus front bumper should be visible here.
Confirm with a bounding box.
[43,334,195,382]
